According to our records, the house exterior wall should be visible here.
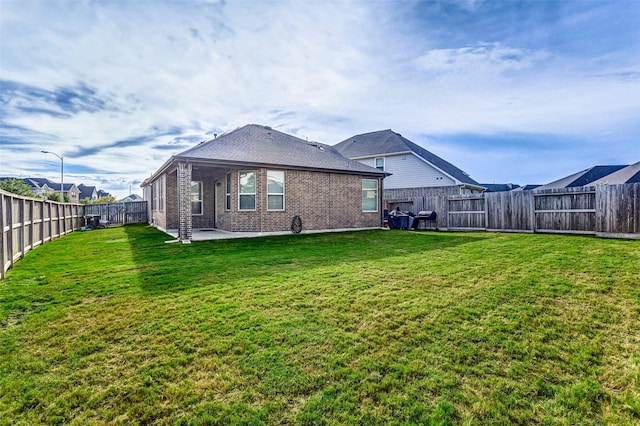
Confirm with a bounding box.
[357,153,455,189]
[145,166,383,234]
[146,173,168,230]
[218,168,382,232]
[190,168,223,229]
[67,184,80,204]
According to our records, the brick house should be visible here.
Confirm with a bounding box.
[141,124,388,242]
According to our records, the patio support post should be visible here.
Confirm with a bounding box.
[177,161,193,243]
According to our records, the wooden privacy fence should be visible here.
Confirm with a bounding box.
[398,184,639,238]
[1,189,83,279]
[1,193,149,279]
[84,201,147,225]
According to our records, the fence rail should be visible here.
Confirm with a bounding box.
[1,192,148,279]
[1,190,83,279]
[386,184,639,239]
[84,201,147,225]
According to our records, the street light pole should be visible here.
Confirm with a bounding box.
[41,151,64,202]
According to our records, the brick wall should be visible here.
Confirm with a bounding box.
[223,168,381,232]
[150,165,382,234]
[165,171,177,229]
[191,169,222,229]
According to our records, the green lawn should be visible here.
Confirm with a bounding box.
[1,225,639,425]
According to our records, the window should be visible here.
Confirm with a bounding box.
[158,175,165,211]
[151,183,157,211]
[238,171,256,210]
[191,181,203,215]
[225,172,231,210]
[362,179,378,212]
[267,170,285,210]
[375,157,385,171]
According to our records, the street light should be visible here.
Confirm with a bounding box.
[41,150,64,202]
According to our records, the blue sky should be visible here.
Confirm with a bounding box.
[1,0,639,198]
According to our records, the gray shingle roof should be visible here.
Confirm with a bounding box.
[78,184,97,199]
[333,129,481,187]
[590,162,640,185]
[174,124,385,176]
[537,165,629,189]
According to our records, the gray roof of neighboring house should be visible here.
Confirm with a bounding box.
[537,165,628,189]
[511,184,542,191]
[590,161,640,185]
[121,194,143,202]
[78,184,97,199]
[481,183,521,192]
[24,178,75,191]
[333,129,481,187]
[173,124,386,176]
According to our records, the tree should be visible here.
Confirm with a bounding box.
[43,192,69,202]
[0,178,36,197]
[95,195,117,204]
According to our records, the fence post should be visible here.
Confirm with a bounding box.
[0,193,6,279]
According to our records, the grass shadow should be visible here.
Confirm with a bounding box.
[121,225,485,296]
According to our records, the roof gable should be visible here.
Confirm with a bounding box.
[539,164,629,189]
[175,124,384,176]
[334,129,480,186]
[590,161,640,185]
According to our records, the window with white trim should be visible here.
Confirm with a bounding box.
[267,170,285,210]
[158,175,165,211]
[362,179,378,212]
[238,171,256,210]
[191,181,203,215]
[225,172,231,210]
[375,157,385,171]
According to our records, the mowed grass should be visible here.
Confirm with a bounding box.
[1,225,639,425]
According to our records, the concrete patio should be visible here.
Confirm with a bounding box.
[163,227,387,242]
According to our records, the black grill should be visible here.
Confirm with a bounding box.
[412,211,437,229]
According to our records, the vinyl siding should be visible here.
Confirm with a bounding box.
[357,153,455,189]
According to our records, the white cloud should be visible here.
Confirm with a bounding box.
[1,0,639,197]
[413,42,551,74]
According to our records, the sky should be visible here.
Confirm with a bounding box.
[1,0,639,198]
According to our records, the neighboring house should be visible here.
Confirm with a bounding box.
[141,124,387,242]
[20,178,79,202]
[97,189,112,199]
[0,177,52,197]
[333,129,484,213]
[78,184,99,201]
[22,178,56,197]
[590,161,640,185]
[537,165,631,190]
[481,183,521,192]
[334,129,484,192]
[120,194,143,202]
[512,184,542,191]
[60,183,80,203]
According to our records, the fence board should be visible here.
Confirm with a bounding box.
[0,190,83,279]
[383,184,638,239]
[596,183,640,238]
[84,201,147,225]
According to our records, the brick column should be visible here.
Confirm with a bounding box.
[177,161,193,243]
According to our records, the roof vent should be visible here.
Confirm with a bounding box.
[264,126,272,130]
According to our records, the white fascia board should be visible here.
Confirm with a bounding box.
[348,151,413,161]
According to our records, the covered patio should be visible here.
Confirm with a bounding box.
[163,226,386,242]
